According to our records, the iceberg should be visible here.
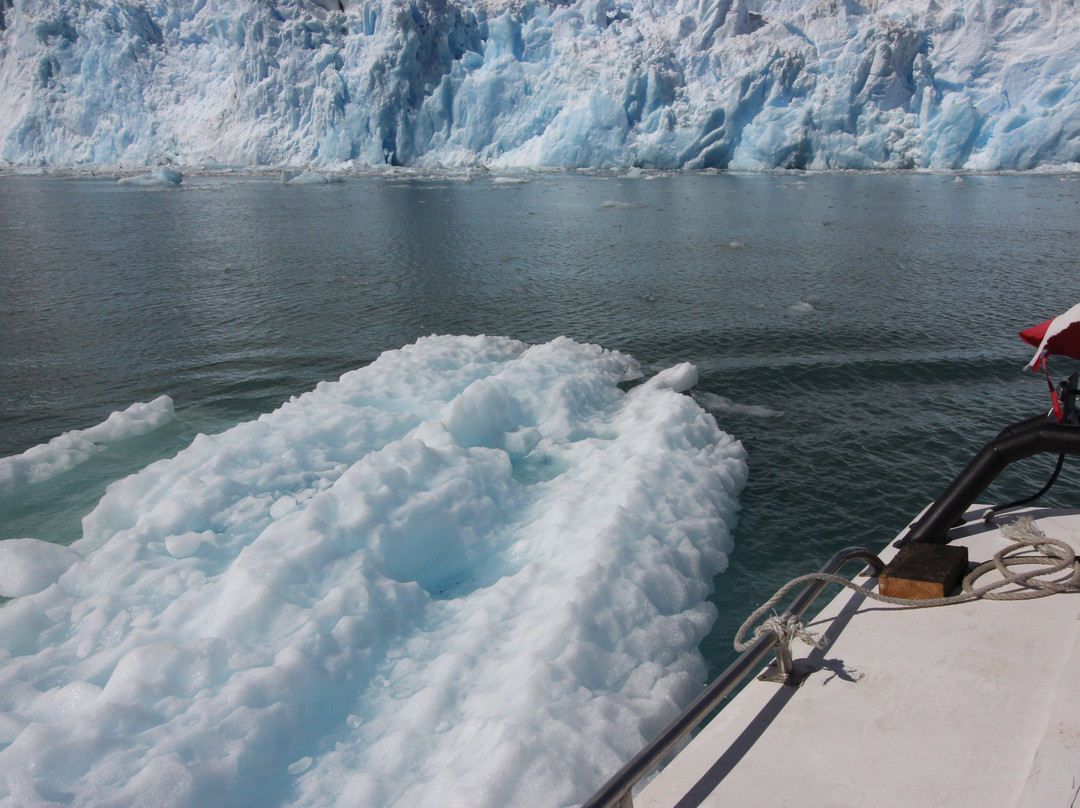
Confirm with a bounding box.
[0,0,1077,171]
[0,336,747,808]
[116,166,184,186]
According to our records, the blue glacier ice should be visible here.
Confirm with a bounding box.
[0,0,1077,171]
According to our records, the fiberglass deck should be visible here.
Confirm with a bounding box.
[635,506,1080,808]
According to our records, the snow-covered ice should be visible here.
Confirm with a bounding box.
[0,336,747,808]
[0,0,1077,171]
[0,539,81,598]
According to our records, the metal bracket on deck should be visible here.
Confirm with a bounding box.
[757,640,806,687]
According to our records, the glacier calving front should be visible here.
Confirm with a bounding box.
[0,0,1077,170]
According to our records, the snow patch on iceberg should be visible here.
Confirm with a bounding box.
[0,336,746,808]
[0,0,1077,171]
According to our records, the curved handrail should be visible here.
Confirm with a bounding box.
[580,546,884,808]
[898,415,1080,545]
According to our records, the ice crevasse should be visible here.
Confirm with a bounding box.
[0,0,1078,171]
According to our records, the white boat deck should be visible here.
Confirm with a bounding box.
[636,506,1080,808]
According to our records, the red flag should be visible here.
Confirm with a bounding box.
[1021,303,1080,371]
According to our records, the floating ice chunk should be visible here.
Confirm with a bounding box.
[698,392,785,419]
[81,395,175,442]
[787,301,816,314]
[640,362,699,393]
[0,395,174,494]
[285,169,332,185]
[288,757,313,775]
[0,336,746,808]
[117,167,183,186]
[282,169,345,184]
[0,538,81,597]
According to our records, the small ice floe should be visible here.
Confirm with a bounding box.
[287,757,313,776]
[641,362,698,393]
[0,336,748,806]
[725,240,746,249]
[282,169,337,185]
[600,200,646,209]
[698,391,784,419]
[0,538,81,597]
[117,166,183,186]
[491,176,528,185]
[0,395,174,494]
[787,295,820,314]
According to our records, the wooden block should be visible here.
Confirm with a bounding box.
[879,543,969,600]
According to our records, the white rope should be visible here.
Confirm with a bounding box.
[756,613,826,651]
[734,517,1080,653]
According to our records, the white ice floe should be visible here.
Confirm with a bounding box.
[0,395,175,495]
[698,391,785,419]
[117,167,183,186]
[283,169,339,185]
[0,336,746,808]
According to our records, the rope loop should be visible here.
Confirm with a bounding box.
[754,613,826,650]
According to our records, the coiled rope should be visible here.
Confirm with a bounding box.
[734,517,1080,653]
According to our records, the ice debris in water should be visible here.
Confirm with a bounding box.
[282,169,340,185]
[697,392,785,419]
[0,335,747,808]
[117,167,183,186]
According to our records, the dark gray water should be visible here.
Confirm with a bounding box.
[2,170,1079,674]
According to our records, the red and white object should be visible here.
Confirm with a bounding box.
[1020,302,1080,371]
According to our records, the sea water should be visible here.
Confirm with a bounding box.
[1,170,1079,805]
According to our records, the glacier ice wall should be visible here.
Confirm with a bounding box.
[0,0,1078,170]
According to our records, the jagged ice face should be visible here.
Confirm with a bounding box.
[0,0,1077,170]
